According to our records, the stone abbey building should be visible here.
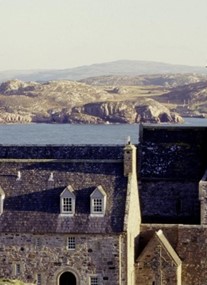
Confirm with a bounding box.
[1,124,207,285]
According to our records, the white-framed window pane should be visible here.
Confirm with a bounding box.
[37,273,41,285]
[36,237,42,248]
[67,236,75,249]
[63,197,72,212]
[16,264,20,275]
[93,199,102,212]
[90,276,99,285]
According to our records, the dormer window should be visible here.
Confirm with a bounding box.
[90,185,106,217]
[0,186,5,215]
[60,185,75,216]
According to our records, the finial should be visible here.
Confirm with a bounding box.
[127,136,131,144]
[48,172,54,181]
[16,171,21,181]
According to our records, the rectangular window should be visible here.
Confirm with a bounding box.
[93,199,103,212]
[67,236,75,250]
[36,237,42,248]
[90,276,99,285]
[16,264,20,275]
[63,197,72,213]
[37,274,41,285]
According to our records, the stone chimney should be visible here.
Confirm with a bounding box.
[199,170,207,224]
[0,186,5,215]
[124,139,137,177]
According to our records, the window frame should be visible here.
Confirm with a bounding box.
[62,197,73,213]
[89,275,101,285]
[37,273,42,285]
[15,264,21,275]
[92,198,103,213]
[67,236,76,250]
[35,236,42,249]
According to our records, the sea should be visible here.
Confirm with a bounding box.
[0,118,207,145]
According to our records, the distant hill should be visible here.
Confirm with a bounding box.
[80,73,207,88]
[0,60,207,82]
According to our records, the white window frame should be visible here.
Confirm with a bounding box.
[62,197,73,213]
[92,198,103,213]
[89,275,101,285]
[67,236,76,250]
[37,273,41,285]
[16,264,21,275]
[35,237,42,249]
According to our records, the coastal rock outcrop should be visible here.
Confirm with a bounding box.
[0,79,183,124]
[71,99,183,124]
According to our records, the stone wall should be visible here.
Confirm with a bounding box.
[140,181,200,224]
[138,224,207,285]
[139,125,207,180]
[139,125,207,224]
[0,233,123,285]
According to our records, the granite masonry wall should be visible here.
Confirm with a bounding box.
[138,224,207,285]
[139,125,207,180]
[0,233,125,285]
[138,125,207,224]
[0,144,130,285]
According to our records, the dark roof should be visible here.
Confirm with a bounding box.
[137,229,181,266]
[0,145,124,159]
[0,146,127,234]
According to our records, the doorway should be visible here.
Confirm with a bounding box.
[59,271,76,285]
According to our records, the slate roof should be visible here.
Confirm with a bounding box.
[0,146,127,234]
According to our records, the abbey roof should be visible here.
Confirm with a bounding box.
[0,145,127,234]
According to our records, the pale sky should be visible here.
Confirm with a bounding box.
[0,0,207,70]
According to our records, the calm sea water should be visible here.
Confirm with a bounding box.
[0,118,206,145]
[0,123,139,145]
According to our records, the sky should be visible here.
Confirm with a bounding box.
[0,0,207,70]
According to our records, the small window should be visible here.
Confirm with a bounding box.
[93,199,103,212]
[36,237,42,249]
[63,197,72,213]
[90,276,99,285]
[37,274,41,285]
[67,236,76,250]
[16,264,20,275]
